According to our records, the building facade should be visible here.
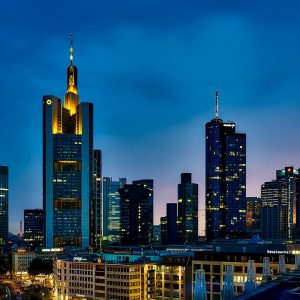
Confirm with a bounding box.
[177,173,198,245]
[161,203,178,245]
[119,180,153,245]
[102,177,126,240]
[261,180,288,240]
[246,197,261,235]
[93,150,102,249]
[24,209,44,248]
[0,166,8,246]
[276,166,300,240]
[205,92,246,241]
[43,37,94,248]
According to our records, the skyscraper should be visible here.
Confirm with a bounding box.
[0,166,8,246]
[43,36,94,248]
[102,177,126,240]
[177,173,198,244]
[261,180,288,240]
[119,180,153,245]
[276,166,300,240]
[161,203,178,245]
[205,92,246,241]
[24,209,44,248]
[93,150,102,249]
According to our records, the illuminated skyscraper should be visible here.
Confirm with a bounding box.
[119,180,153,245]
[177,173,198,244]
[0,166,8,246]
[261,180,288,240]
[43,35,94,248]
[102,177,126,240]
[24,209,44,248]
[205,92,246,241]
[276,166,300,240]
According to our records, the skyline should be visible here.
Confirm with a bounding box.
[2,1,300,233]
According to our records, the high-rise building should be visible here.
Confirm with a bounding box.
[43,36,94,248]
[119,180,153,245]
[24,209,44,248]
[246,197,261,235]
[0,166,8,246]
[276,166,300,240]
[205,92,246,241]
[261,180,288,240]
[93,150,102,249]
[161,203,178,245]
[102,177,126,239]
[133,179,154,242]
[177,173,198,244]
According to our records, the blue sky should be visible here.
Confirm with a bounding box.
[1,0,300,233]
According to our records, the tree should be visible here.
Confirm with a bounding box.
[0,254,9,275]
[28,258,53,276]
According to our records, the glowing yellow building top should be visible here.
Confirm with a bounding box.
[64,33,79,115]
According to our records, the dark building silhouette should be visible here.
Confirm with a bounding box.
[177,173,198,244]
[43,35,95,248]
[0,166,8,246]
[261,180,288,240]
[93,150,102,249]
[160,203,178,245]
[24,209,44,248]
[160,216,167,245]
[119,180,153,245]
[246,197,261,235]
[205,92,246,241]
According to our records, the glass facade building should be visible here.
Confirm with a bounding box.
[102,177,126,239]
[276,166,300,240]
[205,94,246,241]
[119,180,153,245]
[0,166,8,246]
[24,209,44,248]
[43,39,94,248]
[177,173,198,244]
[261,180,288,240]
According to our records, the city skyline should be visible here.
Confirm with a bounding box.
[2,1,300,233]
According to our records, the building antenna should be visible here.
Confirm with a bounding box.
[215,90,219,119]
[70,33,73,65]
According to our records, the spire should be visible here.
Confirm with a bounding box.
[215,90,219,119]
[70,33,74,65]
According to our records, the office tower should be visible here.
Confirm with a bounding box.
[276,167,300,240]
[132,179,154,241]
[261,180,288,240]
[0,166,8,246]
[160,216,167,245]
[177,173,198,244]
[246,197,261,235]
[93,150,102,249]
[205,92,246,241]
[119,180,153,245]
[102,177,126,239]
[43,36,94,248]
[24,209,44,248]
[161,203,178,245]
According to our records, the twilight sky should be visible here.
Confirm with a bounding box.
[1,0,300,234]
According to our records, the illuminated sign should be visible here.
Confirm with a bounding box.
[42,248,63,252]
[47,99,52,105]
[223,123,235,128]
